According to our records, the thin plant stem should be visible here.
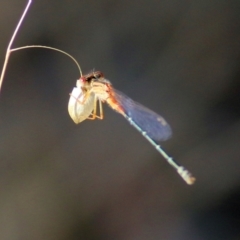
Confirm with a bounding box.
[11,45,82,76]
[0,0,32,91]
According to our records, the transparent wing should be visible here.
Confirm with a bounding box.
[113,89,172,141]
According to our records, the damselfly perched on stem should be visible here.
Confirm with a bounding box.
[68,71,196,185]
[1,0,195,185]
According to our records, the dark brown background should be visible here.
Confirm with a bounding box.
[0,0,240,239]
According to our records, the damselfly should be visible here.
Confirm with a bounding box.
[68,71,195,185]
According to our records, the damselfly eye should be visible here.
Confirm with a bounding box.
[80,77,86,82]
[93,71,103,79]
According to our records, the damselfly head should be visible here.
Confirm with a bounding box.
[79,71,104,83]
[92,71,111,85]
[77,71,103,86]
[77,71,110,89]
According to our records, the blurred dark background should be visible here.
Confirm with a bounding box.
[0,0,240,239]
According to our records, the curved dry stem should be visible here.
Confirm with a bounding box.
[0,0,32,92]
[11,45,82,77]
